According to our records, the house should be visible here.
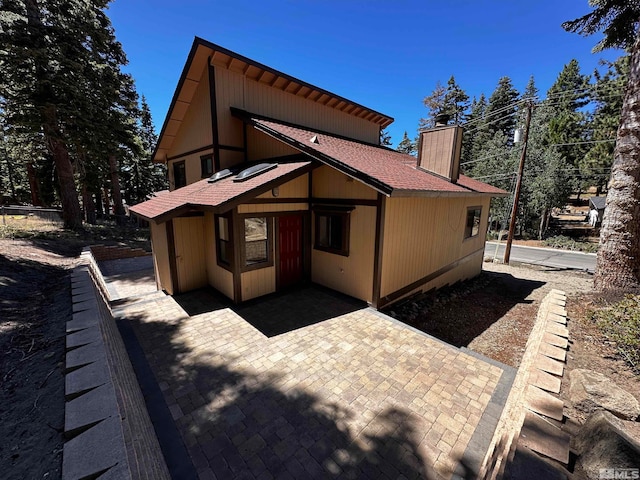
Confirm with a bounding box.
[130,37,506,309]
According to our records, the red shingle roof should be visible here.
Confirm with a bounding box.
[130,161,312,221]
[239,111,507,197]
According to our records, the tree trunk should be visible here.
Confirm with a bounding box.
[594,31,640,291]
[108,154,126,224]
[48,135,82,229]
[538,208,549,240]
[81,184,97,224]
[26,160,42,206]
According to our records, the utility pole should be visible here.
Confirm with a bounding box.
[504,101,533,264]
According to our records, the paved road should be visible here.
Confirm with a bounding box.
[485,242,596,273]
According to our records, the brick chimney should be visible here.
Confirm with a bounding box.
[417,114,463,183]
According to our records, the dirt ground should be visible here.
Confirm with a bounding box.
[1,235,638,480]
[0,239,80,480]
[387,260,593,368]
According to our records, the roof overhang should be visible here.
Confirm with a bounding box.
[152,37,394,163]
[130,158,315,223]
[232,108,509,199]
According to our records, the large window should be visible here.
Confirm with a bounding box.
[465,207,482,239]
[314,207,352,256]
[215,214,231,268]
[173,161,186,189]
[243,217,272,270]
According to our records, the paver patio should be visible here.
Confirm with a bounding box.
[108,267,514,479]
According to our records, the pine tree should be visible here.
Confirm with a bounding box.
[581,56,629,192]
[443,75,470,124]
[396,131,417,156]
[0,0,139,229]
[563,1,640,290]
[462,94,487,164]
[379,128,392,146]
[419,81,446,129]
[485,77,520,142]
[544,59,590,193]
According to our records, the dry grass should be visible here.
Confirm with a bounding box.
[0,215,63,236]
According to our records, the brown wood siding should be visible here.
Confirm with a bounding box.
[173,216,208,292]
[311,205,376,302]
[312,165,377,200]
[203,213,234,299]
[380,196,491,299]
[150,221,173,294]
[168,68,212,159]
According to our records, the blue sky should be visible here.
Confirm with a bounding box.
[108,0,624,147]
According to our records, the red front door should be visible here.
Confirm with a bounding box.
[278,215,304,289]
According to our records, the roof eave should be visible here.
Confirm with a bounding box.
[232,109,394,197]
[152,38,395,163]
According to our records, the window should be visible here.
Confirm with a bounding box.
[201,154,214,178]
[314,207,352,256]
[465,207,482,239]
[215,214,231,268]
[243,217,272,270]
[173,161,186,189]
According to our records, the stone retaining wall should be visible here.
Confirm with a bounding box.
[62,247,169,480]
[477,289,570,478]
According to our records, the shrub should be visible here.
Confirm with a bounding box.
[589,294,640,373]
[542,235,598,253]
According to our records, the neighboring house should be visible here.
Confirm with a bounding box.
[130,37,506,309]
[588,196,606,227]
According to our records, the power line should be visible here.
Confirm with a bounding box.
[549,139,615,147]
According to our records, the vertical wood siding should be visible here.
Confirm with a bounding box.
[244,80,380,144]
[311,205,376,303]
[312,166,377,200]
[247,128,298,160]
[255,174,308,198]
[310,167,378,302]
[150,221,172,294]
[173,216,208,292]
[168,150,213,190]
[168,68,212,159]
[241,266,276,301]
[380,195,491,299]
[203,213,234,299]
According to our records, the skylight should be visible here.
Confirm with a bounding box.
[207,168,233,183]
[233,163,277,182]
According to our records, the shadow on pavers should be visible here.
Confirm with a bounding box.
[174,284,367,337]
[121,308,455,480]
